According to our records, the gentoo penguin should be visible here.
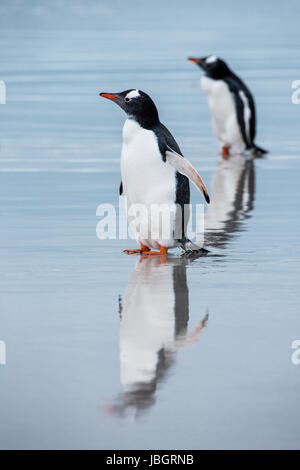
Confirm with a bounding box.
[100,89,210,255]
[105,256,208,418]
[205,155,255,250]
[188,56,268,157]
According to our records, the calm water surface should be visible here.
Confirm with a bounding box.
[0,0,300,450]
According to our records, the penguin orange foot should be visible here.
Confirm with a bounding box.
[221,146,230,158]
[141,246,168,256]
[124,244,149,255]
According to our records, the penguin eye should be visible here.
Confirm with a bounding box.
[125,97,130,102]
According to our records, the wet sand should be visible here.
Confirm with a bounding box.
[0,0,300,450]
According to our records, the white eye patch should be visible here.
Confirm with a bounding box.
[125,89,140,100]
[206,55,217,64]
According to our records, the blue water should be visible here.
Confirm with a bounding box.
[0,0,300,450]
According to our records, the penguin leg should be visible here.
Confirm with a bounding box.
[124,243,149,255]
[141,245,168,256]
[221,146,230,159]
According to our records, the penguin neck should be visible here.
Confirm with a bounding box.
[206,67,233,81]
[128,111,160,130]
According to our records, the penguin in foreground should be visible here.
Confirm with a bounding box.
[188,56,268,157]
[100,89,210,256]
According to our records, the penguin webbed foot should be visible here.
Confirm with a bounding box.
[141,251,163,256]
[221,146,231,159]
[124,243,151,255]
[142,246,169,256]
[124,249,144,254]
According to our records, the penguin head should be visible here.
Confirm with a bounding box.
[100,89,159,128]
[188,55,231,79]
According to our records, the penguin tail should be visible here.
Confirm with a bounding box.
[251,144,268,157]
[178,237,209,256]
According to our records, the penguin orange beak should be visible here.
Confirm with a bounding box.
[188,57,201,64]
[99,93,120,100]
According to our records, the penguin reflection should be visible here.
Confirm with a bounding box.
[108,256,208,419]
[205,155,255,250]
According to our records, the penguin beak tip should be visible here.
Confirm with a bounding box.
[99,93,120,100]
[188,57,200,64]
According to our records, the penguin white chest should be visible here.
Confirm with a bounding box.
[201,76,244,151]
[121,119,176,204]
[121,119,177,249]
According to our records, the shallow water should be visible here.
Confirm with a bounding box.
[0,0,300,450]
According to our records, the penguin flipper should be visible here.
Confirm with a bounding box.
[119,179,123,195]
[165,147,210,204]
[225,75,256,149]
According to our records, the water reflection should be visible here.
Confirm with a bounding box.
[205,155,255,249]
[107,256,208,419]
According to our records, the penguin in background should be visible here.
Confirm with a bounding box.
[103,256,208,419]
[100,89,210,256]
[188,56,268,158]
[204,155,255,250]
